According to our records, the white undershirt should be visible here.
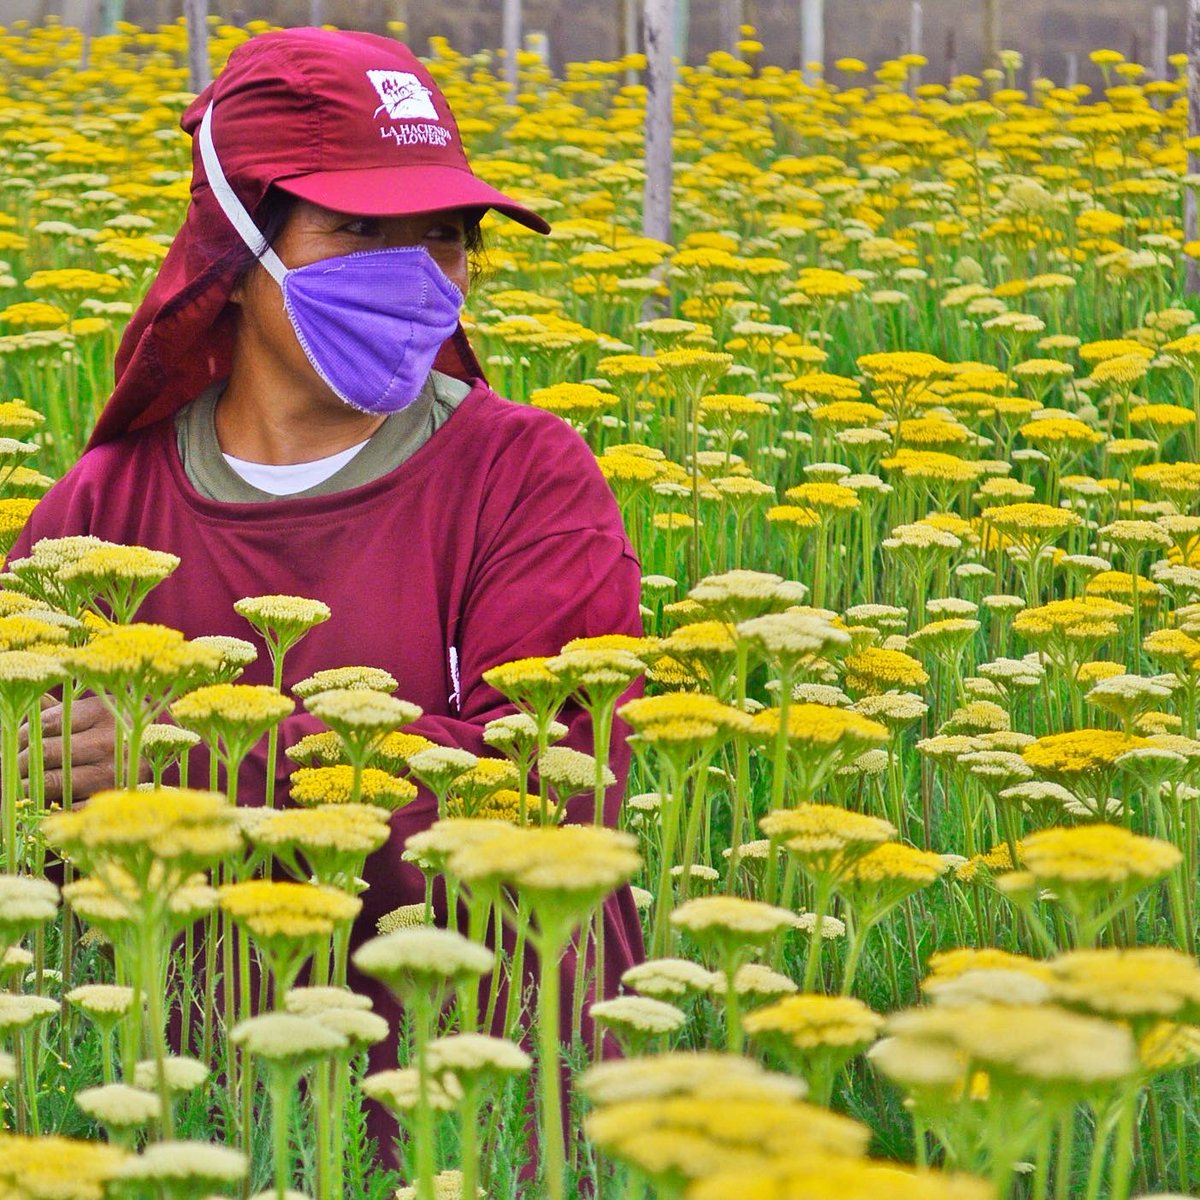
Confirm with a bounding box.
[222,439,370,496]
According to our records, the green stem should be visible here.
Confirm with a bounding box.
[536,921,568,1200]
[271,1069,295,1200]
[1107,1087,1138,1200]
[723,953,743,1054]
[839,920,869,996]
[650,757,687,956]
[802,879,832,992]
[459,1082,481,1200]
[413,992,437,1200]
[503,896,530,1042]
[142,918,174,1139]
[1,713,21,872]
[20,1030,39,1134]
[264,654,285,807]
[769,670,794,812]
[1055,1107,1076,1200]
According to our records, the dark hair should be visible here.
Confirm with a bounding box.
[232,186,487,288]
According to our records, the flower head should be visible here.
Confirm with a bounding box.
[353,926,493,991]
[114,1141,247,1188]
[305,688,421,737]
[743,994,884,1050]
[0,1134,127,1200]
[289,764,417,810]
[74,1084,160,1129]
[230,1012,348,1066]
[234,594,331,657]
[219,880,360,941]
[449,822,638,900]
[292,666,399,698]
[1020,823,1181,888]
[44,788,240,882]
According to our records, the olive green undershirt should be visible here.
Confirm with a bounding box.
[175,370,472,502]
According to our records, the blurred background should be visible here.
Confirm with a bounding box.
[0,0,1191,87]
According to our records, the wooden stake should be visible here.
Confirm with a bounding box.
[386,0,409,39]
[1152,4,1169,80]
[503,0,521,102]
[676,0,690,65]
[982,0,1000,71]
[80,0,97,69]
[910,0,923,90]
[1188,0,1200,293]
[801,0,824,85]
[643,0,675,245]
[721,0,743,54]
[183,0,211,93]
[623,0,640,84]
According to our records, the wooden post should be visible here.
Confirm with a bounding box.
[526,29,550,69]
[1065,49,1078,87]
[386,0,408,40]
[308,0,322,25]
[643,0,675,245]
[675,0,690,65]
[98,0,125,35]
[1152,4,1169,80]
[721,0,743,54]
[184,0,211,93]
[623,0,640,83]
[801,0,824,84]
[1188,0,1200,293]
[945,27,957,81]
[909,0,922,89]
[80,0,98,68]
[982,0,999,71]
[503,0,521,102]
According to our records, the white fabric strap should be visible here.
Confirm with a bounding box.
[197,100,288,284]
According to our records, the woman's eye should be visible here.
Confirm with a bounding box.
[427,223,465,242]
[343,218,382,237]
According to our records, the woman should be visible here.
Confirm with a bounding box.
[11,26,645,1166]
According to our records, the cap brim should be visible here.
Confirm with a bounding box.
[274,164,551,234]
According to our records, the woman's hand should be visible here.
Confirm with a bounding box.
[18,697,122,802]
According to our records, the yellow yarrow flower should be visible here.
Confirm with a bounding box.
[172,683,294,729]
[1020,824,1181,887]
[289,764,417,810]
[743,993,884,1050]
[748,704,888,749]
[219,880,360,940]
[0,1134,128,1200]
[843,647,930,695]
[44,788,240,867]
[1048,948,1200,1024]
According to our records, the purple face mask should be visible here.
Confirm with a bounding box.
[199,101,464,415]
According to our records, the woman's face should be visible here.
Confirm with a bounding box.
[229,199,472,410]
[255,199,472,292]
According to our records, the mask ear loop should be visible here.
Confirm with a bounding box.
[197,100,289,286]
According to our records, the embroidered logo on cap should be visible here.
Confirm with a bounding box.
[367,70,439,120]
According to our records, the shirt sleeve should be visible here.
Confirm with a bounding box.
[415,407,645,813]
[356,413,645,935]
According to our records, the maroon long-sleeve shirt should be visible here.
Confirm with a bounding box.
[11,378,646,1160]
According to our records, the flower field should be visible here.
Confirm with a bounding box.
[5,14,1200,1200]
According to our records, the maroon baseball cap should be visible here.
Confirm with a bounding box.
[88,27,520,449]
[186,27,550,233]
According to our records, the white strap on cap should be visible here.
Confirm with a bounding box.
[197,100,288,284]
